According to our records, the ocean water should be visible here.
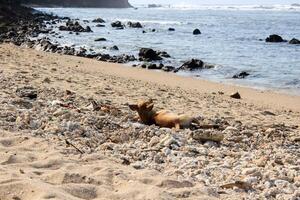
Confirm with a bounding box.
[38,5,300,94]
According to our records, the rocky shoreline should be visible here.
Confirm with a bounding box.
[1,6,299,80]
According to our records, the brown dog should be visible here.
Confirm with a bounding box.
[129,100,219,130]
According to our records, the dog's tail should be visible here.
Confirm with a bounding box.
[191,118,220,130]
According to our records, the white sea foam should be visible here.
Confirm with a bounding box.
[137,4,300,12]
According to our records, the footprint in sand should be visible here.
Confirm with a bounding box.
[63,184,97,200]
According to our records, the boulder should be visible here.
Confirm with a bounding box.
[193,29,201,35]
[110,45,119,50]
[289,38,300,44]
[265,34,285,42]
[92,18,105,23]
[95,24,105,27]
[138,48,162,61]
[178,59,212,71]
[111,21,124,29]
[59,21,92,33]
[230,92,241,99]
[232,71,250,79]
[157,51,171,58]
[94,38,107,42]
[147,64,160,70]
[162,66,175,72]
[127,21,143,28]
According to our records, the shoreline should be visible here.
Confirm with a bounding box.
[25,44,300,112]
[1,6,299,97]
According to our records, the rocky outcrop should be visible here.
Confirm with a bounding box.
[265,34,285,43]
[138,48,162,61]
[59,21,92,32]
[21,0,132,8]
[177,59,214,71]
[289,38,300,44]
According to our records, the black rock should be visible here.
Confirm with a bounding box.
[230,92,241,99]
[168,28,175,31]
[16,86,38,100]
[142,30,146,33]
[162,66,175,72]
[92,18,105,23]
[127,21,143,28]
[178,59,212,71]
[97,54,111,61]
[232,71,250,79]
[95,24,105,27]
[110,45,119,50]
[94,38,107,42]
[111,21,124,29]
[59,21,92,33]
[147,64,158,69]
[289,38,300,44]
[138,48,162,61]
[157,51,171,58]
[265,34,285,43]
[85,26,92,32]
[193,29,201,35]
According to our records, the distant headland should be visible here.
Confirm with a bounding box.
[20,0,132,8]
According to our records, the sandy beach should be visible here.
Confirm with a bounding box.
[0,44,299,199]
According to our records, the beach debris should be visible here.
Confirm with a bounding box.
[11,99,33,109]
[289,38,300,44]
[191,129,224,143]
[138,48,162,61]
[111,21,124,29]
[261,110,276,116]
[65,139,84,154]
[158,180,194,188]
[92,18,105,23]
[16,86,38,100]
[230,92,241,99]
[127,21,143,28]
[94,38,107,42]
[177,59,213,71]
[193,28,201,35]
[265,34,285,43]
[232,71,250,79]
[221,181,252,190]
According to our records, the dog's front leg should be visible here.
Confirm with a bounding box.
[175,123,181,130]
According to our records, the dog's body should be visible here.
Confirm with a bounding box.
[129,100,218,130]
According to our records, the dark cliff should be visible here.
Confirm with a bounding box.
[21,0,132,8]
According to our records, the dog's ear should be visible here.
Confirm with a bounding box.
[146,103,154,111]
[129,104,138,111]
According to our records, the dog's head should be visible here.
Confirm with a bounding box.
[129,99,154,113]
[129,99,155,125]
